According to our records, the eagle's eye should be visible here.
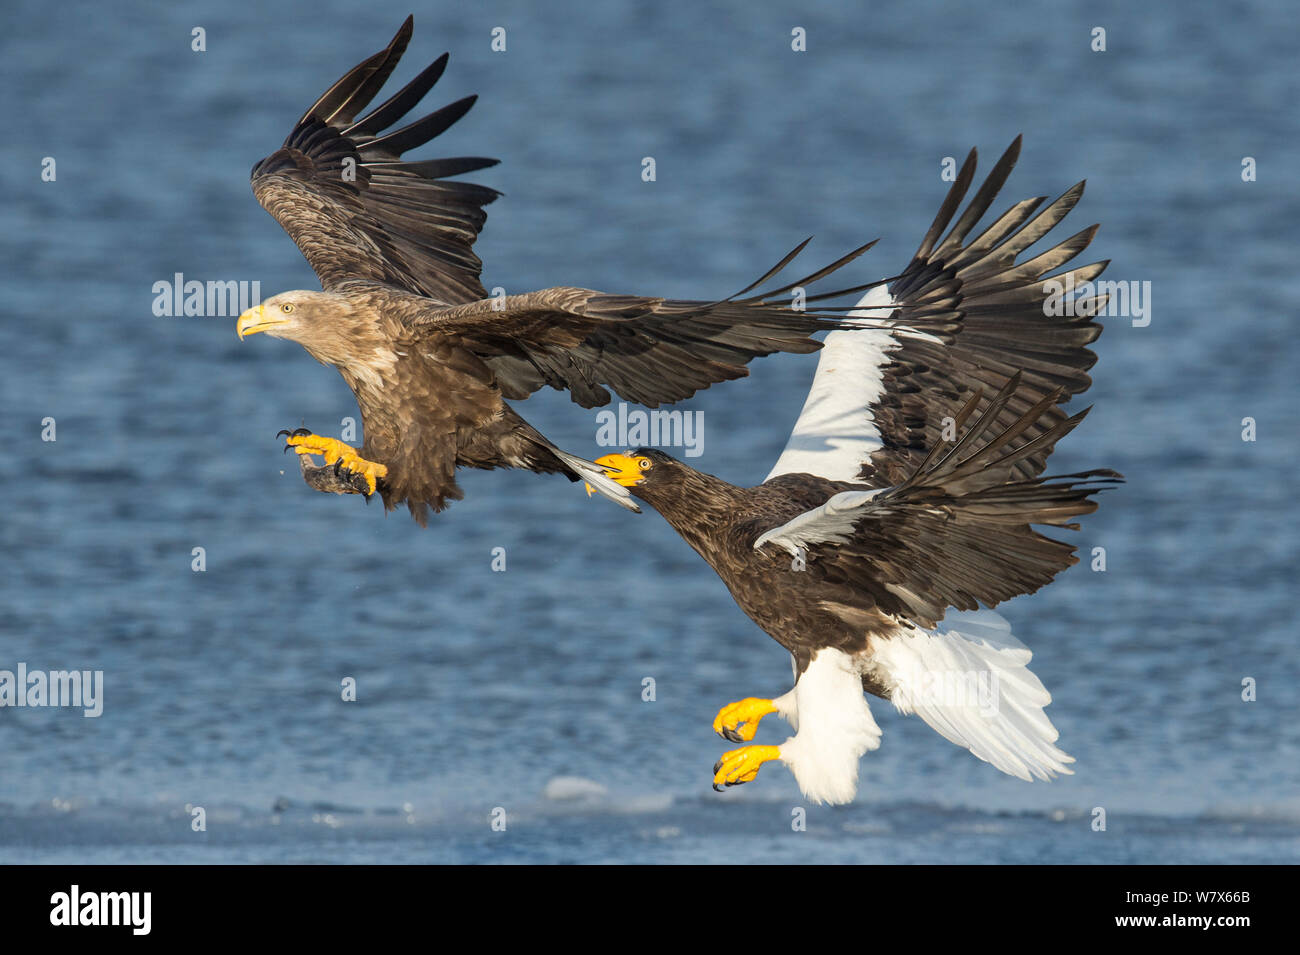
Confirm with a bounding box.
[280,303,295,314]
[637,458,652,470]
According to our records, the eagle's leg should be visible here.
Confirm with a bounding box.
[298,454,374,496]
[278,430,388,497]
[713,697,778,743]
[712,745,781,791]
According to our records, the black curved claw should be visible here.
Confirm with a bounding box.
[279,427,315,452]
[721,727,745,744]
[711,756,750,791]
[712,782,726,793]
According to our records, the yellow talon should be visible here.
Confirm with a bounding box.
[713,697,777,742]
[285,434,388,496]
[712,745,781,790]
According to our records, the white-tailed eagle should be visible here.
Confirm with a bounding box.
[235,17,914,524]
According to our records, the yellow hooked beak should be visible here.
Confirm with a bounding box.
[236,303,288,340]
[585,452,646,498]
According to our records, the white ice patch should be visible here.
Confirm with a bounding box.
[543,776,610,801]
[868,609,1075,781]
[764,284,898,483]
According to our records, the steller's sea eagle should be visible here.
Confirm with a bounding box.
[235,16,913,524]
[589,140,1122,804]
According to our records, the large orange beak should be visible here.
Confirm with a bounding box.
[585,452,644,497]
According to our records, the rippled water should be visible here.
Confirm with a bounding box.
[3,0,1297,863]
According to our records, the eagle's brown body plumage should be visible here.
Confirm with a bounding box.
[311,283,576,519]
[619,418,1119,688]
[240,17,919,523]
[631,466,900,686]
[586,135,1123,801]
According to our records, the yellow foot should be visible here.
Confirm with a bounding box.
[713,697,777,743]
[712,745,781,791]
[278,429,388,497]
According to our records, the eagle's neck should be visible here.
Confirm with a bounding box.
[333,349,398,396]
[637,467,748,563]
[304,316,399,395]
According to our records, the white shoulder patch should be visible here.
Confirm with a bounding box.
[752,488,886,555]
[764,284,898,483]
[866,609,1075,782]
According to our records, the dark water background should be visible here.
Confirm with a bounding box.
[2,0,1297,862]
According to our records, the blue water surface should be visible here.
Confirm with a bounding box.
[2,0,1297,863]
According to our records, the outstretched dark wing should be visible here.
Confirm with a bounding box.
[399,238,959,409]
[251,16,499,303]
[753,376,1122,628]
[765,136,1108,487]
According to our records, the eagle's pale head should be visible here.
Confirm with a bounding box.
[236,290,377,367]
[236,290,345,342]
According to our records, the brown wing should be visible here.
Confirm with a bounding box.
[251,16,499,303]
[402,237,963,409]
[752,377,1122,628]
[856,136,1108,485]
